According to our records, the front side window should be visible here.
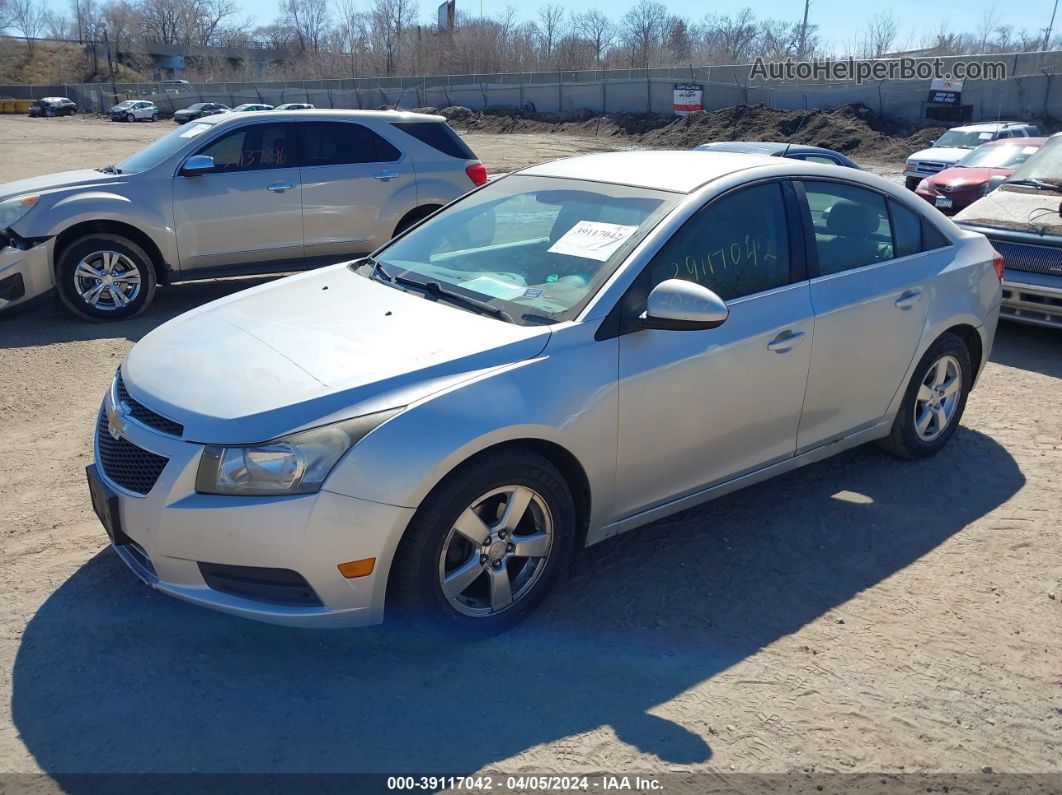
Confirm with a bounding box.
[368,175,677,324]
[646,182,792,301]
[299,121,401,166]
[803,181,893,275]
[195,123,295,173]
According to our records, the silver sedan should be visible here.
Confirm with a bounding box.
[87,150,1002,636]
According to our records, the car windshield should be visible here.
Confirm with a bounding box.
[366,175,678,325]
[934,130,997,149]
[957,142,1040,169]
[1004,136,1062,185]
[114,101,134,108]
[117,121,215,172]
[185,104,206,111]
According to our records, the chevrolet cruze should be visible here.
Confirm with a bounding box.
[87,151,1002,635]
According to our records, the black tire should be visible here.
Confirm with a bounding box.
[151,112,159,122]
[878,332,972,460]
[388,447,575,638]
[55,233,157,321]
[905,176,920,191]
[125,112,134,123]
[393,205,440,238]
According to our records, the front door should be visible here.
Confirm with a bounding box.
[795,180,936,450]
[172,121,303,274]
[613,181,814,519]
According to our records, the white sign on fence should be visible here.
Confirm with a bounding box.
[673,83,704,116]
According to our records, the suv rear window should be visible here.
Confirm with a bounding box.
[391,121,474,160]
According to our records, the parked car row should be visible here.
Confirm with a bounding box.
[172,102,317,122]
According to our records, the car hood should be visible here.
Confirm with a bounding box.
[929,166,1010,189]
[122,264,553,443]
[954,186,1062,236]
[0,169,123,202]
[909,147,971,163]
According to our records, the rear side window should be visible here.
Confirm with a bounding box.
[299,121,400,166]
[889,200,922,258]
[391,121,475,160]
[803,181,894,275]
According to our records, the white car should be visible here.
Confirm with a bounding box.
[87,151,1002,636]
[904,121,1040,190]
[108,100,159,122]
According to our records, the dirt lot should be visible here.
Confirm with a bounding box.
[0,115,1060,786]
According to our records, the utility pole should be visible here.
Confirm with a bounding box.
[1043,0,1060,51]
[799,0,812,59]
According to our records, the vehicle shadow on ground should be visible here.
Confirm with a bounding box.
[989,322,1061,379]
[0,276,283,349]
[11,429,1022,779]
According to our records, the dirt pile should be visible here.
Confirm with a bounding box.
[438,102,947,163]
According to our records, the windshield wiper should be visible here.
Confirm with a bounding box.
[1005,178,1062,193]
[97,164,122,174]
[361,257,514,323]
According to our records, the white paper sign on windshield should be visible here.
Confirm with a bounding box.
[547,221,638,261]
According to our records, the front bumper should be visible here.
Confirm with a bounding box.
[92,386,415,628]
[1001,270,1062,329]
[0,238,54,313]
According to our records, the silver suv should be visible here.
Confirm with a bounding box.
[0,110,486,320]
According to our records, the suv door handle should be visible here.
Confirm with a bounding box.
[767,330,806,353]
[267,182,295,193]
[895,289,923,310]
[374,171,401,181]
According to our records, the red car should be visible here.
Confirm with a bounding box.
[915,137,1046,214]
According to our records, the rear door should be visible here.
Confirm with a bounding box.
[795,180,943,450]
[297,120,415,265]
[172,120,304,274]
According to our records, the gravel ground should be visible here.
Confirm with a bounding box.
[0,115,1060,786]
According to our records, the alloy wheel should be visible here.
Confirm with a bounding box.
[913,355,962,442]
[437,485,554,617]
[73,250,142,312]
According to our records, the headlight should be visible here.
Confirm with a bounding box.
[0,195,39,229]
[917,179,929,191]
[195,409,402,496]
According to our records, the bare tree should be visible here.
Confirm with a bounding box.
[44,9,74,39]
[537,4,564,62]
[976,3,1000,53]
[622,0,666,68]
[862,9,899,57]
[11,0,47,51]
[573,8,615,65]
[279,0,330,52]
[705,8,758,63]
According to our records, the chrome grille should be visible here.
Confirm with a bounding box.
[917,161,947,173]
[116,373,184,437]
[988,239,1062,276]
[95,411,169,495]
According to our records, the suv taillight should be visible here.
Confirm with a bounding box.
[992,250,1005,282]
[465,162,488,187]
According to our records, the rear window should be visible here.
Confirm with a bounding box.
[391,121,475,160]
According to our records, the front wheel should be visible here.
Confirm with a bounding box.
[389,448,575,637]
[905,176,920,191]
[125,112,135,123]
[879,332,972,459]
[56,233,157,321]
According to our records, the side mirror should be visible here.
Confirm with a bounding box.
[984,174,1007,195]
[640,279,729,331]
[181,155,215,176]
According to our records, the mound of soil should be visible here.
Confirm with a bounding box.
[441,102,947,163]
[641,103,944,161]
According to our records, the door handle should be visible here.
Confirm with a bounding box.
[373,171,401,181]
[895,289,923,310]
[767,330,806,353]
[267,182,295,193]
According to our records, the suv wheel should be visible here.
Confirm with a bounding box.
[905,176,919,191]
[125,112,135,123]
[879,332,972,459]
[56,233,157,321]
[389,447,575,638]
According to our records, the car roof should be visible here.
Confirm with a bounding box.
[202,108,447,126]
[981,136,1047,146]
[952,121,1032,132]
[521,150,786,193]
[697,141,849,157]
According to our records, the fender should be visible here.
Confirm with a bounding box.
[325,321,618,534]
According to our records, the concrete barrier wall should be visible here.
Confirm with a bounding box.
[3,51,1061,122]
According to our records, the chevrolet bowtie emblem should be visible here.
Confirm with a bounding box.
[107,401,130,441]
